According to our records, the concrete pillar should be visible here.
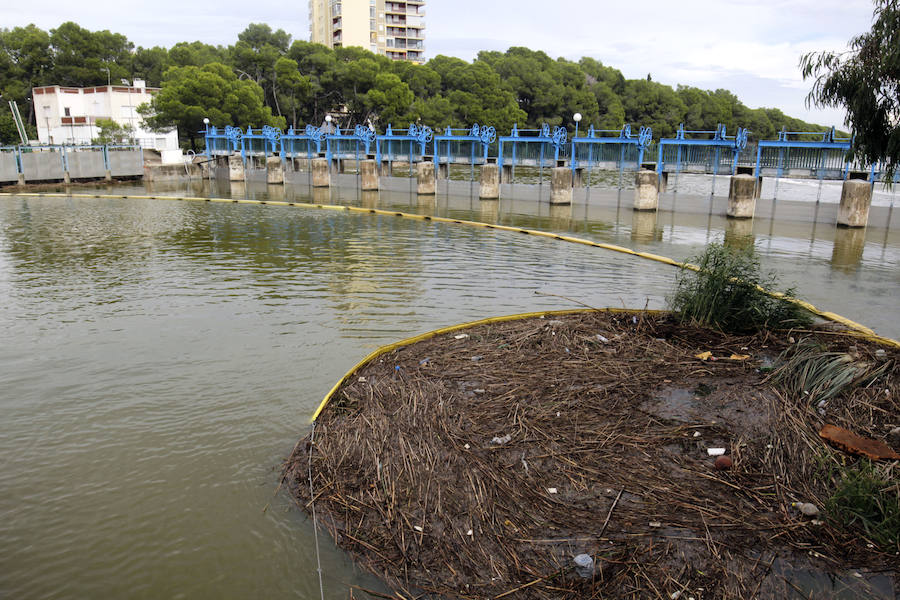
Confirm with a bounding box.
[550,167,573,205]
[416,161,435,195]
[17,173,25,185]
[104,169,112,182]
[63,171,71,184]
[266,156,284,184]
[480,163,500,199]
[501,164,513,184]
[360,159,379,190]
[837,179,872,228]
[312,157,330,188]
[228,155,245,181]
[727,174,757,219]
[437,162,449,180]
[380,160,391,177]
[633,170,659,211]
[658,171,669,194]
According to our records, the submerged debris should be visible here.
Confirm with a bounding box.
[285,311,899,599]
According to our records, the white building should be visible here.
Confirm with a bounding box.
[32,80,179,152]
[309,0,425,63]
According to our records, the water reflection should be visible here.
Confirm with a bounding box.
[548,203,572,231]
[311,186,331,205]
[631,210,661,243]
[724,218,756,251]
[416,194,436,216]
[476,198,496,224]
[361,190,379,209]
[831,227,867,271]
[2,184,900,600]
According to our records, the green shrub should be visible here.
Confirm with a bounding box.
[826,461,900,551]
[669,242,812,333]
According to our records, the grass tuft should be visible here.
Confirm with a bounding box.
[669,242,812,333]
[826,460,900,552]
[770,340,891,405]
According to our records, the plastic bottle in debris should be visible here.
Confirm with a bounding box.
[573,554,595,578]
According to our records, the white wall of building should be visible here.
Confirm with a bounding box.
[32,80,179,151]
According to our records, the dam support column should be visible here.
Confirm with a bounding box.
[480,162,500,199]
[727,174,757,218]
[266,156,284,184]
[634,170,659,211]
[837,179,872,227]
[360,157,379,191]
[312,155,330,188]
[550,165,573,205]
[416,158,435,195]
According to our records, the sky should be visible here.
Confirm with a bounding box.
[2,0,880,128]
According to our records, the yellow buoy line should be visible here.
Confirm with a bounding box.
[4,190,898,361]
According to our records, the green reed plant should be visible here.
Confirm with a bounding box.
[669,242,812,333]
[826,460,900,552]
[770,340,891,405]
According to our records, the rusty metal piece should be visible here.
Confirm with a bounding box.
[819,424,900,460]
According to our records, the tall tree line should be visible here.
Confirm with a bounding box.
[1,21,836,146]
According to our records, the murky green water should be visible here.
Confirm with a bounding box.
[1,177,898,598]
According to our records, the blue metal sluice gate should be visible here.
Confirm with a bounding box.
[571,124,653,174]
[498,123,568,176]
[657,124,749,177]
[376,123,433,166]
[202,120,893,184]
[754,127,851,180]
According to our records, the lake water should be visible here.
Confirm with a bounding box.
[1,175,898,598]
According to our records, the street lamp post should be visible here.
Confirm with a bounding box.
[203,117,210,158]
[573,112,582,138]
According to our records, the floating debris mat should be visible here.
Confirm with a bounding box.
[285,311,900,599]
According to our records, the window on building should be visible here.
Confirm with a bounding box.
[370,19,376,30]
[64,107,71,117]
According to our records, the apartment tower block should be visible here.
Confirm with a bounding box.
[309,0,425,63]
